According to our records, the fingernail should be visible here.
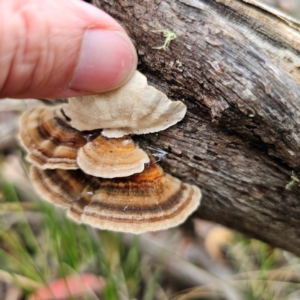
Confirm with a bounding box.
[69,29,137,93]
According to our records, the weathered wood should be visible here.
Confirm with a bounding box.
[93,0,300,255]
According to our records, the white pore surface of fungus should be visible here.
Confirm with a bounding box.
[63,71,187,138]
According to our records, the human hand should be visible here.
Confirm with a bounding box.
[0,0,137,99]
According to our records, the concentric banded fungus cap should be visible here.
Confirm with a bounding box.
[63,71,187,138]
[77,135,149,178]
[30,163,201,234]
[19,107,86,169]
[30,166,89,208]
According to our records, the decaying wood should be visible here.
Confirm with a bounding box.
[92,0,300,255]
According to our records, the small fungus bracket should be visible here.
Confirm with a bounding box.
[285,171,299,190]
[152,29,177,50]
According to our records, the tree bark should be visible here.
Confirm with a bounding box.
[92,0,300,255]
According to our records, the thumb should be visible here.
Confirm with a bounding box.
[0,0,137,99]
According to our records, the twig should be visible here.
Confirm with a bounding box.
[123,233,243,300]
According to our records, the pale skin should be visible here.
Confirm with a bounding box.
[0,0,137,99]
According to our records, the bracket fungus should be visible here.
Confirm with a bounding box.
[30,162,201,234]
[62,71,187,138]
[19,107,85,170]
[77,135,150,178]
[19,70,202,234]
[19,107,150,178]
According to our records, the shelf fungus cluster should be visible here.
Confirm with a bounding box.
[19,71,201,234]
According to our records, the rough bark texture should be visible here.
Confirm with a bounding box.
[92,0,300,255]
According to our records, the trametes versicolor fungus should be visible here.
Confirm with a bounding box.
[19,107,149,178]
[30,163,201,234]
[19,71,202,234]
[77,135,149,178]
[19,107,85,170]
[62,71,187,138]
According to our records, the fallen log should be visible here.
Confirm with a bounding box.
[92,0,300,255]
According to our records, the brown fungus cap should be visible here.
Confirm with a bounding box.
[30,162,201,234]
[19,107,86,169]
[77,135,149,178]
[19,107,149,178]
[63,71,187,138]
[30,166,87,208]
